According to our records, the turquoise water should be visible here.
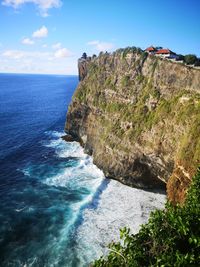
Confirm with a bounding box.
[0,73,166,267]
[0,74,105,266]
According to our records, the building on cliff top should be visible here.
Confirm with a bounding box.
[145,46,157,54]
[155,48,179,59]
[145,46,179,59]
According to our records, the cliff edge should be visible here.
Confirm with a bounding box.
[66,47,200,204]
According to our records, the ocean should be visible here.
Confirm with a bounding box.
[0,73,166,267]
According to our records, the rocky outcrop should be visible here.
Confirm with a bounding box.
[66,47,200,203]
[78,55,93,81]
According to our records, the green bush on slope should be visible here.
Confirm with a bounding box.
[93,168,200,267]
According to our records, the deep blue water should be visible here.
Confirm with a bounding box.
[0,74,106,267]
[0,73,166,267]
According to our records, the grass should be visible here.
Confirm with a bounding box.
[121,75,131,87]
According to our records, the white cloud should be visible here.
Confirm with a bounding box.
[2,0,62,17]
[2,49,51,60]
[0,47,76,74]
[2,48,73,60]
[2,50,25,59]
[87,40,114,52]
[52,42,61,50]
[32,26,48,38]
[54,48,72,58]
[42,44,48,48]
[22,38,34,45]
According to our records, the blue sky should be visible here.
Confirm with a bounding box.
[0,0,199,74]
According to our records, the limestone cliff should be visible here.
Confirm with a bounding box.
[78,57,90,81]
[65,47,200,204]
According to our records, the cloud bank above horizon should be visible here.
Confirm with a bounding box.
[0,23,77,74]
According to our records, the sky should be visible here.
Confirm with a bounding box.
[0,0,199,75]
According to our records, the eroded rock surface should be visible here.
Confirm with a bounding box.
[66,48,200,203]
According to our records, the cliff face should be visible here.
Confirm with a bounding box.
[66,48,200,204]
[78,57,91,81]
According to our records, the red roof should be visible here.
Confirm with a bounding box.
[156,49,173,54]
[145,46,156,52]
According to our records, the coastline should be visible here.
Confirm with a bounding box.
[65,49,200,204]
[62,134,167,195]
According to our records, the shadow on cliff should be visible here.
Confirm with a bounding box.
[115,178,167,195]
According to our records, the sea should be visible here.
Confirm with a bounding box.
[0,73,166,267]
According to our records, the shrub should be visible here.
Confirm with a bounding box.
[82,52,87,59]
[194,59,200,66]
[178,54,184,61]
[93,168,200,267]
[141,51,148,61]
[184,54,197,65]
[152,58,158,74]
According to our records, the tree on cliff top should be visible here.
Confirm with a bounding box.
[82,52,87,59]
[184,54,197,65]
[93,167,200,267]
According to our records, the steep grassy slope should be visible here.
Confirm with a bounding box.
[66,47,200,203]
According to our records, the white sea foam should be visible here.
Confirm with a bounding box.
[45,137,86,159]
[43,137,105,232]
[41,131,166,266]
[43,135,104,201]
[20,168,31,177]
[43,138,104,188]
[75,180,166,264]
[39,133,106,265]
[44,130,65,138]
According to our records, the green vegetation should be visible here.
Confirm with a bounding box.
[75,54,200,172]
[141,51,148,61]
[89,62,98,73]
[121,46,143,59]
[81,52,87,59]
[105,76,116,90]
[73,85,87,102]
[184,54,198,65]
[136,74,144,83]
[178,119,200,172]
[73,52,200,267]
[180,54,200,66]
[93,168,200,267]
[105,76,112,86]
[194,59,200,66]
[122,88,200,172]
[106,103,125,113]
[121,75,131,87]
[75,48,200,175]
[151,58,158,74]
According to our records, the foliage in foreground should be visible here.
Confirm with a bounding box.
[93,168,200,267]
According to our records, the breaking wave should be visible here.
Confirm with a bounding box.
[11,131,166,266]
